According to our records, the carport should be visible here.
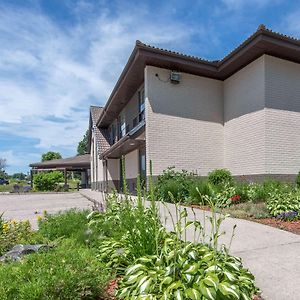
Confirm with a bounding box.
[29,154,91,189]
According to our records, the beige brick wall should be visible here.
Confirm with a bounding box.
[265,56,300,174]
[90,137,94,184]
[107,158,119,180]
[145,65,224,176]
[125,149,139,179]
[224,56,266,175]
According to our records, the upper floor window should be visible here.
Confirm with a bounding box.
[138,89,145,122]
[119,113,126,138]
[110,123,116,144]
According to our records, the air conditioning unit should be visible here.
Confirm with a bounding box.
[170,71,181,84]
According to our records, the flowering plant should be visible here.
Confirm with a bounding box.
[230,195,241,203]
[276,211,298,221]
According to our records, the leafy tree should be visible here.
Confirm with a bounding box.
[0,158,7,178]
[41,151,62,162]
[0,158,6,172]
[77,130,88,155]
[12,172,27,180]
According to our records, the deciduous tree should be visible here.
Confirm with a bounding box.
[41,151,62,162]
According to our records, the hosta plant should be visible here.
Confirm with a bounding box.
[117,240,257,300]
[267,189,300,218]
[117,192,258,299]
[97,238,135,275]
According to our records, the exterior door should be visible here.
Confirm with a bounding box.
[139,148,146,186]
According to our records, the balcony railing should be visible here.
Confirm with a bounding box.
[109,111,145,146]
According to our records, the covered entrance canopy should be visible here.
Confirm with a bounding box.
[29,154,91,189]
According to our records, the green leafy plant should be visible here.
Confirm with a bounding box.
[267,189,300,218]
[0,219,41,256]
[0,239,110,300]
[117,192,257,300]
[38,209,91,244]
[296,171,300,188]
[187,179,215,205]
[208,169,233,186]
[154,167,194,202]
[88,169,162,271]
[33,171,64,191]
[41,151,62,161]
[118,242,256,300]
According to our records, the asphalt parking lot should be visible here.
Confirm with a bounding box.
[0,192,92,229]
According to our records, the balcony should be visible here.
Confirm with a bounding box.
[109,110,145,146]
[101,118,145,159]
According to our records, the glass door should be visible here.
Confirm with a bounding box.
[139,148,146,186]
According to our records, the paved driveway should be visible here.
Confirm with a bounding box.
[0,192,92,229]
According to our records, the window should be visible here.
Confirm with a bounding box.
[110,123,116,144]
[138,89,145,122]
[119,113,126,138]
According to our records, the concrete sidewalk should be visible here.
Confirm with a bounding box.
[80,189,300,300]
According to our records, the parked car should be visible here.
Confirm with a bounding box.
[0,178,9,185]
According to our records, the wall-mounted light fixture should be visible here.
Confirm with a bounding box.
[170,71,181,84]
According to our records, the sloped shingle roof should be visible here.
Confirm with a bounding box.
[90,106,110,156]
[30,154,90,169]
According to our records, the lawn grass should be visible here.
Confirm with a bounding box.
[0,180,28,193]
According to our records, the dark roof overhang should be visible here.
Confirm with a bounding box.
[97,26,300,128]
[30,154,91,170]
[100,121,145,159]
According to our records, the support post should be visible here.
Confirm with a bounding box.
[64,168,67,189]
[30,169,33,188]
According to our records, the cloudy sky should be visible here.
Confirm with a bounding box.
[0,0,299,174]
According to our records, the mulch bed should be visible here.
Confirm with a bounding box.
[254,218,300,235]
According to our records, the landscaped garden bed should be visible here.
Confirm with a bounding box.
[1,169,260,299]
[255,218,300,235]
[153,167,300,235]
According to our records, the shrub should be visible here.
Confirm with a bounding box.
[187,179,214,204]
[0,239,110,300]
[154,167,194,202]
[208,169,233,186]
[247,180,290,203]
[33,171,64,191]
[234,183,250,202]
[38,209,90,244]
[296,171,300,187]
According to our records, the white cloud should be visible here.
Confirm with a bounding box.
[221,0,275,10]
[281,10,300,36]
[0,150,39,170]
[0,2,203,153]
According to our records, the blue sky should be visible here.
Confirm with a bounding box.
[0,0,300,174]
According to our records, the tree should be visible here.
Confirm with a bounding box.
[0,158,6,172]
[0,158,7,178]
[77,130,88,155]
[41,151,62,162]
[12,172,27,180]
